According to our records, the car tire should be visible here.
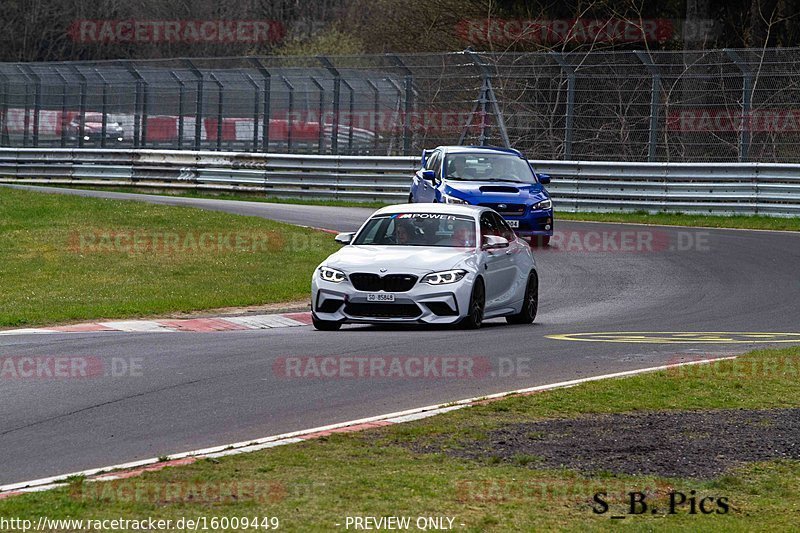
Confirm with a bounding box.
[408,193,414,203]
[506,272,538,325]
[530,236,550,247]
[312,313,342,331]
[461,278,485,329]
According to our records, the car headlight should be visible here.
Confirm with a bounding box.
[318,266,346,283]
[421,269,467,285]
[442,194,469,205]
[532,198,553,210]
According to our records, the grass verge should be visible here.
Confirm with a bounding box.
[2,347,799,531]
[558,210,800,232]
[43,184,800,231]
[44,184,391,210]
[0,187,339,327]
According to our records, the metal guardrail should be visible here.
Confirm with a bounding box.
[1,148,799,216]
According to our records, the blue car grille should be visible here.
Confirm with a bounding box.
[478,203,526,216]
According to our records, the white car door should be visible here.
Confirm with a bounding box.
[480,212,516,311]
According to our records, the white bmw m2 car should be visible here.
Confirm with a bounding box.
[311,204,538,330]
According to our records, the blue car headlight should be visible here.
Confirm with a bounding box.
[421,269,467,285]
[318,266,347,283]
[532,198,553,210]
[442,194,469,205]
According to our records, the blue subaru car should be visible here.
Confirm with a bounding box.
[409,146,554,246]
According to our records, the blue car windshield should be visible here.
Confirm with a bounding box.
[444,153,537,183]
[353,213,477,247]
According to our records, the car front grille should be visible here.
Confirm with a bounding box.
[344,302,422,318]
[349,273,418,292]
[478,203,526,216]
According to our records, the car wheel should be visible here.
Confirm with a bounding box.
[461,278,485,329]
[312,313,342,331]
[506,272,538,325]
[530,236,550,247]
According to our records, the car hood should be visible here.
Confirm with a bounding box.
[444,181,548,203]
[325,245,475,274]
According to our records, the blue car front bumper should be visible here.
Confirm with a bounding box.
[474,202,554,237]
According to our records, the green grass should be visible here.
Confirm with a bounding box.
[558,210,800,232]
[3,347,800,531]
[46,184,391,210]
[0,187,340,327]
[50,185,800,231]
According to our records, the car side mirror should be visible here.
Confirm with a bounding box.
[334,232,355,245]
[538,173,551,185]
[482,235,509,250]
[421,169,436,182]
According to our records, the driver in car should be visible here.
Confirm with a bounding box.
[448,156,475,179]
[393,219,414,244]
[451,224,476,248]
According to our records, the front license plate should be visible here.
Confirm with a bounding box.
[506,220,519,228]
[367,293,395,302]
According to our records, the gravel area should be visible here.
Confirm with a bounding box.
[431,408,800,479]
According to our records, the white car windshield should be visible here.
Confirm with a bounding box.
[353,213,476,247]
[444,153,536,183]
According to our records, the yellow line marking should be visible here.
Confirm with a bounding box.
[545,332,800,344]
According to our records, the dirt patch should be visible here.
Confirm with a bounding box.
[435,408,800,479]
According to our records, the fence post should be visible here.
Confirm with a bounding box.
[466,50,510,148]
[15,66,32,147]
[0,71,8,147]
[248,58,271,152]
[317,56,341,155]
[280,76,294,152]
[725,49,752,163]
[170,71,185,149]
[365,79,380,153]
[549,52,575,160]
[209,73,223,151]
[341,79,355,154]
[310,76,326,154]
[388,55,413,155]
[120,63,146,148]
[243,73,260,152]
[185,59,204,150]
[53,69,69,147]
[94,69,112,148]
[69,65,88,149]
[635,51,662,162]
[20,65,41,147]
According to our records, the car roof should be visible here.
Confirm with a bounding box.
[431,145,525,158]
[372,203,489,218]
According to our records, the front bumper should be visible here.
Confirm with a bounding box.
[504,209,554,237]
[312,273,476,325]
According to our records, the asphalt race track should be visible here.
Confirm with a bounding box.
[2,184,800,485]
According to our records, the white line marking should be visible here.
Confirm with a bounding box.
[98,321,176,333]
[0,355,737,496]
[0,329,55,336]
